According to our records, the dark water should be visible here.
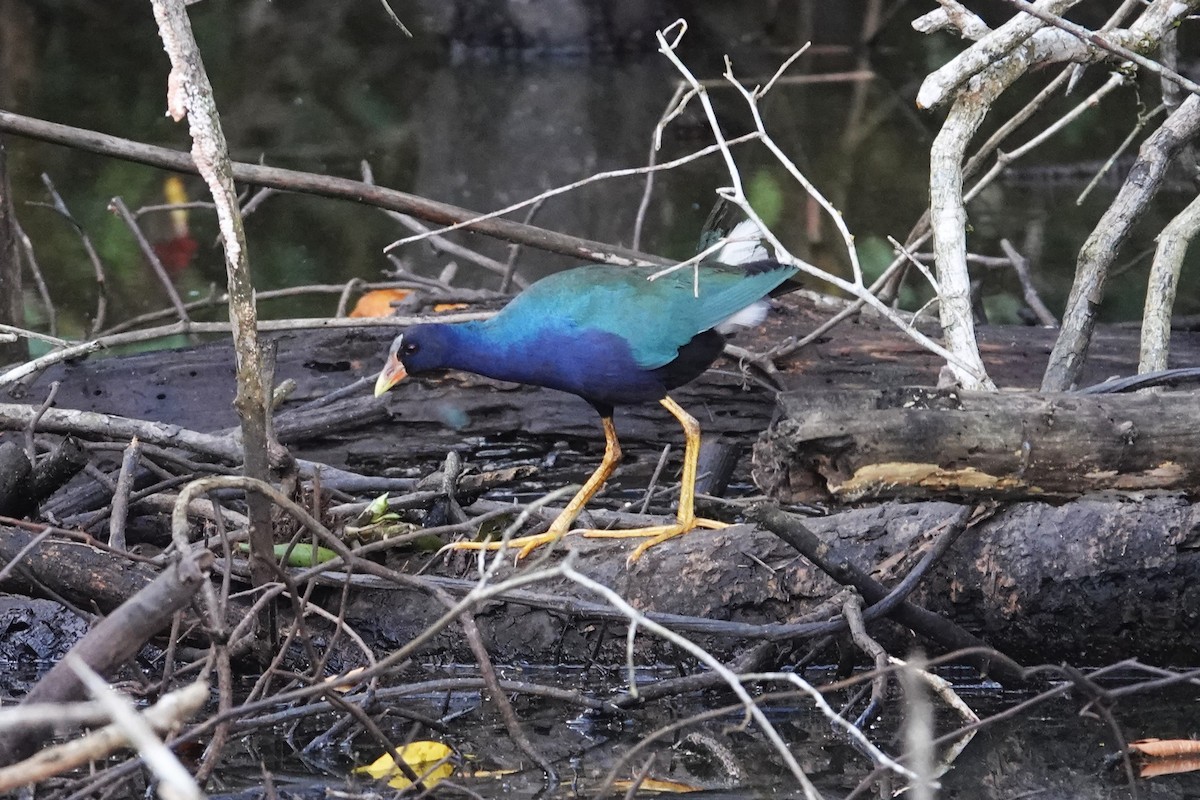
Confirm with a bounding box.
[5,1,1198,345]
[194,666,1200,799]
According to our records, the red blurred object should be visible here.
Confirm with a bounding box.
[153,235,199,275]
[152,176,198,275]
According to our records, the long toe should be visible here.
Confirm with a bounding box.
[580,520,719,563]
[581,517,728,539]
[626,524,691,564]
[581,524,678,540]
[443,530,573,560]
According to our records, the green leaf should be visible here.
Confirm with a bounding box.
[236,542,338,567]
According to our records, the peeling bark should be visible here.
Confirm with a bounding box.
[752,387,1200,503]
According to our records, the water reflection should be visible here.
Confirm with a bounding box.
[3,1,1195,340]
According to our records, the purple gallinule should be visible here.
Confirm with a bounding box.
[375,252,797,562]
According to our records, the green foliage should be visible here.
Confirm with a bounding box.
[983,292,1024,325]
[855,234,894,284]
[747,168,784,230]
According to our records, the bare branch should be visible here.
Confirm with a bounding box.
[913,2,990,39]
[997,0,1200,98]
[70,658,203,800]
[1139,190,1200,372]
[1044,94,1200,390]
[917,0,1085,110]
[0,682,207,792]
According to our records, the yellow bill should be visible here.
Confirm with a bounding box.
[374,353,408,397]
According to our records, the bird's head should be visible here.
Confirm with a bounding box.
[374,324,455,397]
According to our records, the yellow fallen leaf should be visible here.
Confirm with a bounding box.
[387,760,453,789]
[323,667,366,693]
[355,741,455,789]
[613,777,700,793]
[466,768,519,778]
[433,302,469,312]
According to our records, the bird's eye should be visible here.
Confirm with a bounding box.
[401,341,419,357]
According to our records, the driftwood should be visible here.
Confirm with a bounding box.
[753,387,1200,503]
[25,294,1200,446]
[9,293,1196,511]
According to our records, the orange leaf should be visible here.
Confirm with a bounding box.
[1129,738,1200,758]
[351,289,412,318]
[433,303,469,312]
[1139,756,1200,778]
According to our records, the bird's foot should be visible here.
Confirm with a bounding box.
[442,528,576,561]
[583,517,729,563]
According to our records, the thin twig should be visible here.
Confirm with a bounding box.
[38,173,108,335]
[22,381,59,461]
[998,239,1057,326]
[360,160,527,288]
[384,130,761,255]
[631,83,686,251]
[1076,103,1166,205]
[842,593,888,732]
[69,658,204,800]
[654,23,988,384]
[499,197,545,293]
[108,437,142,552]
[108,196,192,324]
[639,445,671,515]
[14,221,57,337]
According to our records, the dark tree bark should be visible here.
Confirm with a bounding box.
[0,437,86,518]
[0,525,160,609]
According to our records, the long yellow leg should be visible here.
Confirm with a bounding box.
[585,395,727,562]
[447,416,622,559]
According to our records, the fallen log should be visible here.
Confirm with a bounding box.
[0,525,161,612]
[21,293,1200,479]
[341,494,1200,667]
[752,387,1200,503]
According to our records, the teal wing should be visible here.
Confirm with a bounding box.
[506,261,795,370]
